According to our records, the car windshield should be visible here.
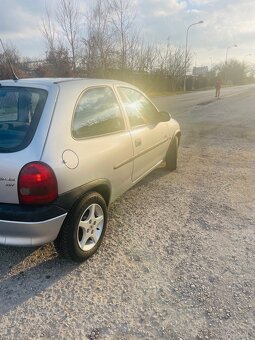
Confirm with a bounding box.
[0,86,48,152]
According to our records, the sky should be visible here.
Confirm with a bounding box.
[0,0,255,69]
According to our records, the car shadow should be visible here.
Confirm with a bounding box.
[133,165,175,187]
[0,244,77,316]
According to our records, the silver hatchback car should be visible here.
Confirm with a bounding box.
[0,78,180,262]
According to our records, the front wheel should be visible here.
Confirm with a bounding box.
[165,136,179,171]
[54,192,108,262]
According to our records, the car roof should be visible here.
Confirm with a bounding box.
[0,77,132,87]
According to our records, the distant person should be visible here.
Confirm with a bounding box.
[215,78,222,98]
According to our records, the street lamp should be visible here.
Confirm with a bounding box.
[184,20,204,92]
[225,44,237,64]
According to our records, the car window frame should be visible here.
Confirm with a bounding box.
[115,85,160,130]
[71,85,128,140]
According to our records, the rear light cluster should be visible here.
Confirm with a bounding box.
[18,162,58,205]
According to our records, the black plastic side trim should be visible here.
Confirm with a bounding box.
[54,179,112,210]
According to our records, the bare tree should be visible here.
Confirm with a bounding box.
[135,41,159,73]
[56,0,81,71]
[0,43,25,79]
[108,0,138,70]
[41,4,72,77]
[41,5,57,52]
[155,41,191,91]
[213,59,247,85]
[43,43,72,77]
[83,0,116,76]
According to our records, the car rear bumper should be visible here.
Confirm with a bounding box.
[0,203,67,246]
[0,214,67,246]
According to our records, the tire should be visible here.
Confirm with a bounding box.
[165,135,178,171]
[54,192,108,262]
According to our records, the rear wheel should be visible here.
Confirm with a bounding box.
[54,192,108,262]
[165,136,179,171]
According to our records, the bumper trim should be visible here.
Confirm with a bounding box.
[0,213,67,246]
[0,203,67,223]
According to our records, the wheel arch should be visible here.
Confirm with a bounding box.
[54,179,112,212]
[90,183,111,206]
[175,130,181,146]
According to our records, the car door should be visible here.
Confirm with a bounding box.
[116,86,170,182]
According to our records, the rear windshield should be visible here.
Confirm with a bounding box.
[0,86,48,152]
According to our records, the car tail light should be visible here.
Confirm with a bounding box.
[18,162,58,205]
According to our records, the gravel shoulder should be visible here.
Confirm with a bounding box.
[0,87,254,339]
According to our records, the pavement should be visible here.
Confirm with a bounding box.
[0,85,254,339]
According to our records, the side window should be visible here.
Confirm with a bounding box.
[118,87,159,128]
[72,87,125,138]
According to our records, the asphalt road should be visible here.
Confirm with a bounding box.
[0,85,254,339]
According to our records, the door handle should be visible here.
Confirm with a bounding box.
[135,138,142,147]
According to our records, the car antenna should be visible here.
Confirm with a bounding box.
[0,38,19,81]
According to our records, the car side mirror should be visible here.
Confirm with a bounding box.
[159,111,171,122]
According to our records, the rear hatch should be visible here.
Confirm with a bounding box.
[0,83,52,204]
